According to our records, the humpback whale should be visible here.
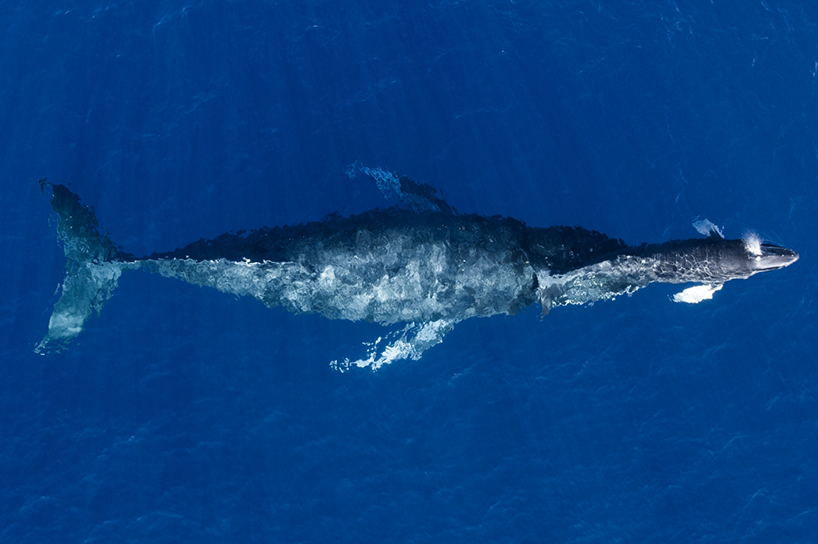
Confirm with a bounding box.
[35,169,798,369]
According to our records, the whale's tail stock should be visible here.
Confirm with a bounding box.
[35,180,130,354]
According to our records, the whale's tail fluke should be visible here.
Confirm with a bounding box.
[35,181,130,354]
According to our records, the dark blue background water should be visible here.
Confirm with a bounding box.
[2,1,816,542]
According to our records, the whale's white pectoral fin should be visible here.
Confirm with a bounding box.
[692,218,724,239]
[671,284,723,304]
[330,319,457,372]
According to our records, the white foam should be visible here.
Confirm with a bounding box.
[330,319,455,372]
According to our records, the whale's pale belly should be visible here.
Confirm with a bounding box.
[145,236,537,325]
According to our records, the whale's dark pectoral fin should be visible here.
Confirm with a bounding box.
[35,182,128,354]
[347,163,455,214]
[331,319,457,372]
[396,175,455,215]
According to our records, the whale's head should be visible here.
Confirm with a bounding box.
[643,235,798,285]
[747,240,799,272]
[707,236,799,280]
[664,236,798,303]
[706,236,799,281]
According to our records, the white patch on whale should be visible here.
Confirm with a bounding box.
[672,284,723,304]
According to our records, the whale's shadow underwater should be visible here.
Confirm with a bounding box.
[36,168,798,369]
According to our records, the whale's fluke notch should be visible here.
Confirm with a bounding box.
[35,169,798,366]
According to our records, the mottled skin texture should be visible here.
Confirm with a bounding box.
[36,178,798,358]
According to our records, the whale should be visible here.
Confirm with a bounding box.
[34,169,798,368]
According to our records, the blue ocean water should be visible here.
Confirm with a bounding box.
[1,0,816,542]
